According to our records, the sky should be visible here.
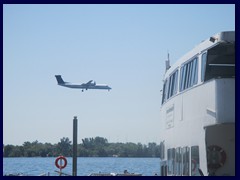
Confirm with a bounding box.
[3,4,235,145]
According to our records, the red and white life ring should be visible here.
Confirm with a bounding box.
[55,156,67,169]
[207,145,226,169]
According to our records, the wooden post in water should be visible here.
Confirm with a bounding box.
[72,116,78,176]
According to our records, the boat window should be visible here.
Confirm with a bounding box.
[191,146,200,176]
[161,80,168,104]
[172,148,176,175]
[173,70,179,96]
[167,70,179,99]
[191,58,198,86]
[167,75,173,99]
[180,65,186,91]
[204,43,235,81]
[201,52,207,82]
[167,148,175,175]
[180,58,198,92]
[167,149,171,175]
[182,146,190,176]
[186,61,192,89]
[183,63,189,90]
[175,147,182,176]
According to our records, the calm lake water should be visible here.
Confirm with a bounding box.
[3,157,160,176]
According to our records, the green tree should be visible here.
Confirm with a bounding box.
[148,142,157,157]
[4,145,14,157]
[3,137,161,157]
[56,137,72,156]
[94,136,108,146]
[136,143,144,157]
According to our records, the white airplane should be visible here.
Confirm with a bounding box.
[55,75,111,92]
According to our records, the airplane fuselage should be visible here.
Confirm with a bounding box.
[59,83,111,90]
[55,75,111,91]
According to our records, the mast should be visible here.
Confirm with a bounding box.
[165,52,171,72]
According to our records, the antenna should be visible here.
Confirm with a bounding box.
[165,52,171,72]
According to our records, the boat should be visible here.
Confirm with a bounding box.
[159,31,235,176]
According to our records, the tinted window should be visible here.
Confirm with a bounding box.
[175,147,182,176]
[167,70,179,99]
[190,59,198,86]
[191,146,200,176]
[180,58,198,92]
[167,149,172,175]
[167,148,175,175]
[161,80,168,104]
[204,43,235,81]
[180,65,186,91]
[173,71,179,95]
[182,146,190,176]
[162,69,179,104]
[201,53,207,82]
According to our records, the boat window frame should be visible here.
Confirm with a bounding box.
[167,148,176,175]
[190,58,198,87]
[201,52,207,82]
[161,79,168,104]
[193,58,198,85]
[186,61,192,89]
[182,146,190,176]
[173,70,179,96]
[175,147,182,176]
[204,43,235,81]
[167,75,173,99]
[167,69,179,99]
[180,65,186,91]
[191,145,200,176]
[180,56,199,92]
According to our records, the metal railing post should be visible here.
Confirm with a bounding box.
[72,116,78,176]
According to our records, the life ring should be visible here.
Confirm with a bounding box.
[207,145,226,169]
[55,156,67,169]
[191,159,197,172]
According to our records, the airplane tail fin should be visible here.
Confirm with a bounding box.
[55,75,65,84]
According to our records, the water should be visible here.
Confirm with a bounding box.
[3,157,160,176]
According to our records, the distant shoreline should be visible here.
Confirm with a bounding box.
[3,136,161,158]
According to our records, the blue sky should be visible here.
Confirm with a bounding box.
[3,4,235,145]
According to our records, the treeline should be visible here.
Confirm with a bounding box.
[4,136,160,158]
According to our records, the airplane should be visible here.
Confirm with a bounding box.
[55,75,111,92]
